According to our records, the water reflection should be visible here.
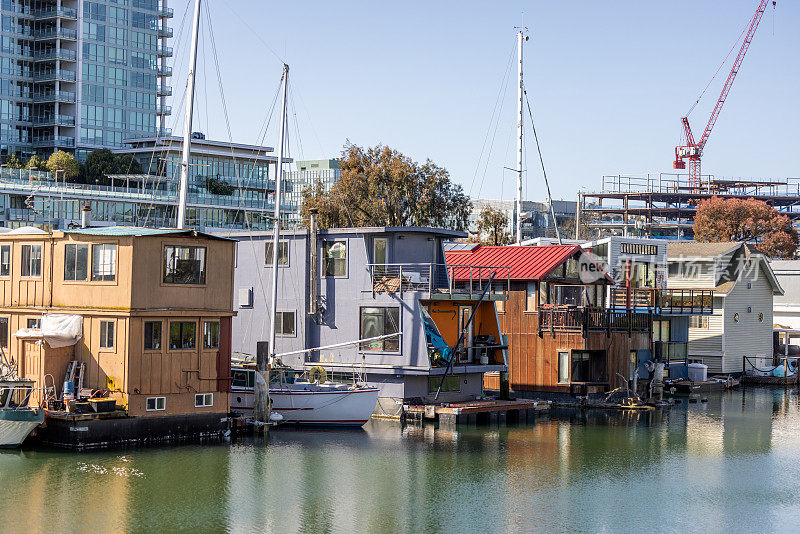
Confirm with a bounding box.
[2,388,800,532]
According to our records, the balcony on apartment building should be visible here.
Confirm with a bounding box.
[609,287,714,315]
[367,263,511,300]
[32,114,75,127]
[156,104,172,116]
[32,48,77,62]
[156,65,173,76]
[156,46,173,57]
[157,27,173,38]
[31,135,75,148]
[32,69,76,82]
[159,6,175,18]
[33,27,78,41]
[32,6,78,20]
[32,90,75,103]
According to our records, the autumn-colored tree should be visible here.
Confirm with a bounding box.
[46,150,80,182]
[476,206,511,245]
[5,153,24,169]
[693,196,798,259]
[300,143,471,230]
[26,155,47,171]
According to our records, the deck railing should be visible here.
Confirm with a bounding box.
[609,287,713,314]
[366,263,510,299]
[538,305,651,334]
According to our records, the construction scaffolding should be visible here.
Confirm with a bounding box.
[581,173,800,239]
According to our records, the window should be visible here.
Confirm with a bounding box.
[163,246,206,284]
[620,243,658,256]
[194,393,213,407]
[203,321,220,349]
[0,244,9,276]
[265,241,289,266]
[231,369,254,389]
[525,282,537,311]
[360,307,400,352]
[759,312,764,323]
[494,282,505,314]
[689,316,709,329]
[144,321,161,350]
[100,320,114,349]
[169,321,196,349]
[20,244,41,277]
[323,241,347,276]
[373,238,387,264]
[91,243,116,281]
[146,396,165,411]
[0,317,8,349]
[652,320,670,342]
[558,351,570,384]
[275,312,295,337]
[733,313,740,323]
[428,375,460,393]
[64,244,89,281]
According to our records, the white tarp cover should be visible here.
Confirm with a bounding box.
[13,314,83,348]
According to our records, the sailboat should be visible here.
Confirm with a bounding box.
[174,1,377,426]
[0,353,44,447]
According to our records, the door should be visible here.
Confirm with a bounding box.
[373,238,387,277]
[458,306,474,363]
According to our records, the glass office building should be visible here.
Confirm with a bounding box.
[0,0,172,161]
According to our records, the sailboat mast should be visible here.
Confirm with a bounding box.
[516,24,524,244]
[268,64,290,364]
[176,0,202,229]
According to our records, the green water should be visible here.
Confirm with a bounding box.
[2,387,800,533]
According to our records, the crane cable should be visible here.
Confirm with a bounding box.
[522,84,561,244]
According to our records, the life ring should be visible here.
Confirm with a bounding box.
[308,366,327,384]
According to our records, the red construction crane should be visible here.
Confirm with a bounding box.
[673,0,774,187]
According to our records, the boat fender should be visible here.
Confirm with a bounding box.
[308,366,327,384]
[269,412,284,422]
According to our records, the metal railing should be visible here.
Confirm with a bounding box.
[539,305,651,334]
[599,173,800,197]
[608,287,713,314]
[156,65,172,76]
[32,48,77,61]
[31,136,75,148]
[156,104,172,115]
[33,69,76,82]
[159,7,174,17]
[158,27,173,38]
[34,27,77,40]
[33,6,78,19]
[157,85,172,96]
[156,46,173,57]
[366,263,510,299]
[32,90,75,103]
[32,114,75,127]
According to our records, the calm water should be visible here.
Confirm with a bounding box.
[3,387,800,533]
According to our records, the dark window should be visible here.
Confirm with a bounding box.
[27,318,40,329]
[323,241,346,276]
[570,350,606,383]
[231,369,255,389]
[276,311,295,336]
[144,321,161,350]
[164,246,206,284]
[21,244,41,277]
[65,244,89,281]
[91,243,116,281]
[0,244,10,276]
[0,317,8,349]
[428,375,460,393]
[203,321,220,349]
[169,321,196,349]
[265,241,289,266]
[100,320,115,348]
[359,307,400,352]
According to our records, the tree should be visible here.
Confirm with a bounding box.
[112,153,142,175]
[46,150,80,182]
[694,196,798,259]
[25,155,47,171]
[84,148,116,183]
[6,153,24,169]
[476,206,511,245]
[300,143,471,230]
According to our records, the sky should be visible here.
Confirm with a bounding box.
[166,0,800,203]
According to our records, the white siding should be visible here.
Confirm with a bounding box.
[666,261,717,290]
[688,296,724,372]
[721,261,774,374]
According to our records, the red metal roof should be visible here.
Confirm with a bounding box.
[445,244,584,282]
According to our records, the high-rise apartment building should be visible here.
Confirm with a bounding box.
[0,0,172,162]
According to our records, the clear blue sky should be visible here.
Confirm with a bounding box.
[167,0,799,202]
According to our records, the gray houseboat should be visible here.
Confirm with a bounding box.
[222,225,508,417]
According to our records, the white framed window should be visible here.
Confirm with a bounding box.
[276,311,296,337]
[194,393,213,407]
[525,282,537,311]
[65,244,89,281]
[265,241,289,267]
[100,320,115,349]
[27,318,41,329]
[689,316,709,329]
[91,243,116,282]
[146,396,165,411]
[558,351,570,384]
[0,244,10,276]
[21,244,42,277]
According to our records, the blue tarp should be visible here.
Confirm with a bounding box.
[421,308,452,363]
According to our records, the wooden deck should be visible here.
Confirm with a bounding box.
[403,399,549,426]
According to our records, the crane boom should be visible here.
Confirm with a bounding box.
[673,0,772,187]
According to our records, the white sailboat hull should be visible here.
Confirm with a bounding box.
[0,417,42,447]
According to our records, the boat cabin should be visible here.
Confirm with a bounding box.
[0,380,34,409]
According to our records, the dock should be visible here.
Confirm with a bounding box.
[403,399,549,427]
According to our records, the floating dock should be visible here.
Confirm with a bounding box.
[403,399,549,427]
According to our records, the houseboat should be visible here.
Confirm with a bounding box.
[224,224,509,418]
[0,226,236,448]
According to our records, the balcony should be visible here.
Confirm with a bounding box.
[157,127,173,137]
[156,46,173,57]
[156,65,173,76]
[34,27,78,41]
[609,287,714,315]
[32,114,75,127]
[33,6,78,20]
[367,263,510,300]
[158,27,173,38]
[538,305,651,334]
[32,90,75,103]
[33,48,77,62]
[157,85,172,97]
[156,105,172,116]
[33,69,76,82]
[159,7,175,18]
[32,136,75,148]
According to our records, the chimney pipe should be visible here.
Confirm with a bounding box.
[308,209,319,319]
[81,203,92,229]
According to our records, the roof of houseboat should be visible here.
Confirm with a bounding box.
[446,244,610,282]
[64,226,233,240]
